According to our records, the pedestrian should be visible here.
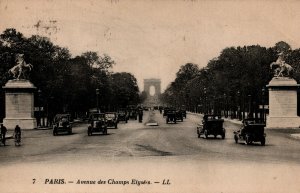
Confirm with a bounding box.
[14,125,21,145]
[138,108,143,123]
[1,124,7,146]
[14,125,21,137]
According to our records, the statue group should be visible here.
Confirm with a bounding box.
[8,53,33,80]
[270,52,293,78]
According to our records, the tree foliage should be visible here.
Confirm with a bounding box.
[161,42,300,116]
[0,28,141,120]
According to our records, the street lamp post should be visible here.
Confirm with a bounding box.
[262,88,265,123]
[224,94,226,117]
[237,91,241,120]
[204,88,207,114]
[242,94,245,120]
[38,89,42,127]
[96,88,100,113]
[248,94,252,118]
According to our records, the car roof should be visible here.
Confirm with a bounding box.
[91,113,105,115]
[55,114,70,117]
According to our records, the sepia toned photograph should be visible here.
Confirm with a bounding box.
[0,0,300,192]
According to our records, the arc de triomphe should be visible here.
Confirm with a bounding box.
[143,79,161,106]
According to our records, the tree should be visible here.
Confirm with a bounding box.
[110,72,140,108]
[82,52,115,70]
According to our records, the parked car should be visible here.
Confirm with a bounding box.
[163,107,170,117]
[53,114,72,135]
[166,109,177,124]
[234,118,266,146]
[128,108,138,120]
[175,110,184,122]
[117,109,129,123]
[105,112,118,128]
[197,115,225,139]
[88,113,107,135]
[180,109,187,119]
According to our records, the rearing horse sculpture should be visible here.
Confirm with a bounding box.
[270,54,293,77]
[8,54,33,80]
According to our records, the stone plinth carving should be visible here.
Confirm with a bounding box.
[3,79,37,129]
[266,77,300,128]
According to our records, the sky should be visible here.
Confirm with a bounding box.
[1,0,300,92]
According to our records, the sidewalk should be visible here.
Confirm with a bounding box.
[188,112,242,125]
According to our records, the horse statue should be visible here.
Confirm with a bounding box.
[270,53,293,78]
[8,54,33,80]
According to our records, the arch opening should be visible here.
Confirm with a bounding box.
[149,85,155,96]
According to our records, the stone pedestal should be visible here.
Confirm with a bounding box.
[3,79,37,129]
[266,77,300,128]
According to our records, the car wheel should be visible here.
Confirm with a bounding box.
[222,129,226,139]
[261,137,266,146]
[204,130,208,139]
[104,129,108,135]
[234,135,238,143]
[245,135,251,145]
[68,129,72,135]
[214,135,217,139]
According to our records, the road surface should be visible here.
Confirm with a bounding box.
[0,110,300,193]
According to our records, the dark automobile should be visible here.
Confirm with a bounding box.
[166,109,177,124]
[163,107,170,117]
[197,115,225,139]
[175,110,184,122]
[117,109,129,123]
[234,118,266,146]
[128,108,138,120]
[88,113,107,135]
[105,112,118,128]
[180,109,187,119]
[53,114,72,135]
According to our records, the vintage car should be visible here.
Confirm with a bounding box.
[88,113,108,135]
[53,114,72,135]
[105,112,118,128]
[128,107,138,120]
[175,110,184,122]
[117,109,129,123]
[234,118,266,146]
[163,107,170,117]
[197,115,225,139]
[166,109,177,124]
[180,109,187,119]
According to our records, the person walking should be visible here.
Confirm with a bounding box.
[1,124,7,146]
[14,125,21,146]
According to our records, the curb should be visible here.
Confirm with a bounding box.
[34,127,52,130]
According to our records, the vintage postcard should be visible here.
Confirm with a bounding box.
[0,0,300,193]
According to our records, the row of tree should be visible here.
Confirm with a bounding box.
[0,28,143,122]
[160,41,300,120]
